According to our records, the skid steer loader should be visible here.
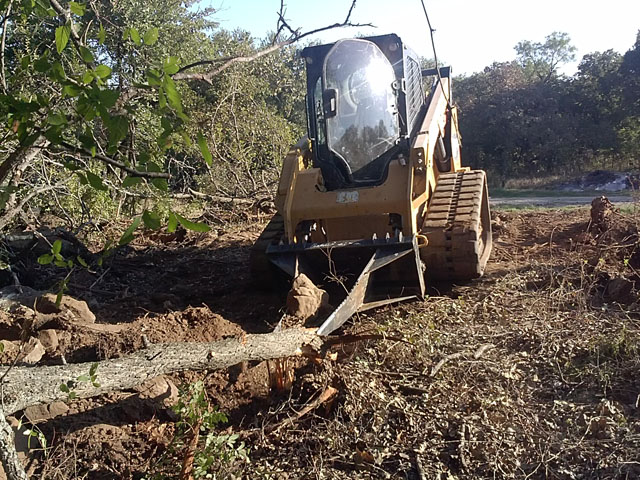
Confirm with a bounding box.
[251,34,492,335]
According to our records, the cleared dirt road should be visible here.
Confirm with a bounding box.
[491,193,633,208]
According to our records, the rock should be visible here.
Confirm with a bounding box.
[20,337,45,364]
[0,340,20,362]
[286,274,329,321]
[0,289,96,330]
[35,293,96,324]
[0,286,41,313]
[134,376,179,407]
[37,329,58,352]
[24,401,69,423]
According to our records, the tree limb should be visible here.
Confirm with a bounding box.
[0,136,49,185]
[172,188,257,205]
[0,184,64,231]
[57,142,170,179]
[0,0,14,94]
[0,328,324,416]
[173,0,372,84]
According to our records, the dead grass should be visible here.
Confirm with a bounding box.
[502,175,565,190]
[241,206,640,479]
[18,202,640,479]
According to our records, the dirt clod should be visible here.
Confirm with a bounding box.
[286,274,329,320]
[25,402,69,423]
[37,329,58,352]
[35,293,95,324]
[21,337,45,364]
[134,376,179,407]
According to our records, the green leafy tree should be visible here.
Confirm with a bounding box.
[619,31,640,116]
[515,31,576,82]
[456,31,640,184]
[0,0,366,238]
[568,50,624,154]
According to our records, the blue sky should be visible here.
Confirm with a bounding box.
[206,0,639,76]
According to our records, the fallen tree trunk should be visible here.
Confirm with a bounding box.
[0,328,323,416]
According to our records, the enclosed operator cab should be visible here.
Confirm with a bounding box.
[303,34,426,190]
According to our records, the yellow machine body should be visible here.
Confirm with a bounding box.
[252,35,492,334]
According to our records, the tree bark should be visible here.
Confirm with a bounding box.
[0,328,323,416]
[0,409,28,480]
[0,136,48,186]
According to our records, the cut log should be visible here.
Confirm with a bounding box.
[0,328,323,416]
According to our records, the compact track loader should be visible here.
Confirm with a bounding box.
[252,34,492,335]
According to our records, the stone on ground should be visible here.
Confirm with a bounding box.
[286,274,329,321]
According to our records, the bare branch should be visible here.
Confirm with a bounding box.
[3,141,49,216]
[0,0,14,94]
[57,142,170,179]
[0,183,64,231]
[275,1,296,40]
[174,0,372,83]
[0,136,49,185]
[173,43,286,83]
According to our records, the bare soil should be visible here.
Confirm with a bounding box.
[3,203,640,479]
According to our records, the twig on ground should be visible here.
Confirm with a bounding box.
[430,343,495,377]
[415,453,427,480]
[270,386,338,433]
[179,418,202,480]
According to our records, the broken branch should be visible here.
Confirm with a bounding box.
[57,142,170,179]
[173,0,372,83]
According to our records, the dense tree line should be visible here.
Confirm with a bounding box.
[455,31,640,186]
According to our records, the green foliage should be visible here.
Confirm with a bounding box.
[55,24,71,53]
[37,240,65,266]
[152,381,249,479]
[0,0,307,238]
[197,132,212,166]
[17,419,48,453]
[167,212,178,233]
[144,27,159,46]
[142,210,162,230]
[618,116,640,157]
[118,216,142,245]
[457,30,640,183]
[59,362,100,400]
[69,2,85,16]
[173,212,210,232]
[515,31,576,82]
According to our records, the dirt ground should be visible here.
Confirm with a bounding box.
[2,201,640,479]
